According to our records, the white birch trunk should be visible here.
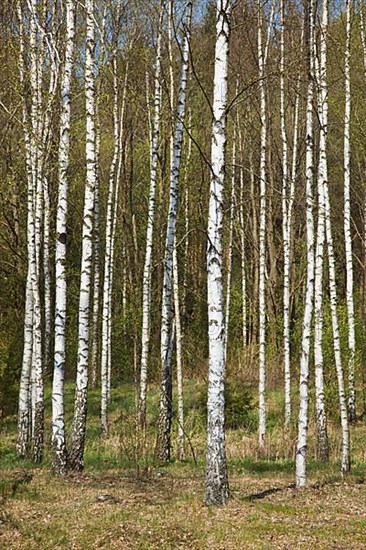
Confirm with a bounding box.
[182,110,192,320]
[41,28,58,376]
[156,1,192,462]
[69,0,96,471]
[323,181,351,473]
[90,167,101,390]
[52,0,75,475]
[240,165,247,348]
[90,1,108,391]
[258,0,267,447]
[296,0,315,488]
[173,238,184,459]
[236,119,247,348]
[313,0,329,461]
[101,57,128,434]
[205,0,231,507]
[343,0,356,421]
[100,53,120,436]
[16,2,34,457]
[283,26,303,427]
[106,40,131,410]
[138,1,165,431]
[90,103,103,390]
[17,270,33,457]
[168,5,185,459]
[28,0,44,464]
[39,3,59,378]
[43,174,52,372]
[31,138,44,465]
[280,0,292,427]
[107,77,127,403]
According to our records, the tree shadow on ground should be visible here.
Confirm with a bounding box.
[245,484,295,501]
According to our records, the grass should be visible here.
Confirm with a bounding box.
[1,379,366,549]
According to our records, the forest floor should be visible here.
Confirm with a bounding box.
[1,381,366,549]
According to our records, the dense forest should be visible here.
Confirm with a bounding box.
[1,0,366,534]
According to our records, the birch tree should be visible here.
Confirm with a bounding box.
[90,6,107,391]
[257,0,273,447]
[280,0,291,426]
[52,0,75,474]
[323,182,351,473]
[100,51,129,435]
[41,4,59,375]
[169,2,184,460]
[28,0,45,464]
[16,2,34,458]
[156,0,192,462]
[296,0,315,488]
[238,122,247,348]
[313,0,329,461]
[173,238,184,459]
[343,0,356,421]
[68,0,97,471]
[100,51,120,436]
[285,24,303,410]
[321,12,351,467]
[138,0,165,432]
[182,111,192,320]
[205,0,231,507]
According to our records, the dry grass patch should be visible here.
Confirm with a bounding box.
[1,468,366,549]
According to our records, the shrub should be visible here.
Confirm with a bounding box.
[195,380,254,430]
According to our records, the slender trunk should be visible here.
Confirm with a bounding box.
[138,1,165,431]
[17,270,33,457]
[313,0,329,462]
[43,176,52,374]
[156,1,192,462]
[183,110,192,320]
[296,0,315,488]
[323,181,351,473]
[168,3,184,460]
[205,0,231,507]
[52,0,75,475]
[101,57,128,434]
[173,237,184,459]
[16,2,34,457]
[280,0,291,427]
[43,1,61,377]
[249,149,258,345]
[90,116,102,390]
[39,3,58,380]
[90,172,101,390]
[100,53,119,436]
[343,0,356,421]
[90,4,107,391]
[314,129,328,461]
[258,0,267,447]
[284,35,304,418]
[69,0,96,471]
[108,65,128,402]
[29,0,44,464]
[165,0,176,390]
[238,122,247,348]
